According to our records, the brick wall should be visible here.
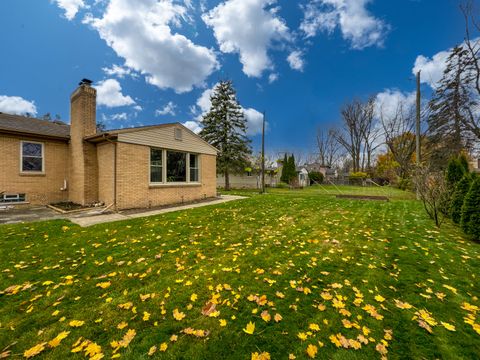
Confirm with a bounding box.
[69,84,98,205]
[115,142,217,210]
[97,142,115,206]
[0,134,69,204]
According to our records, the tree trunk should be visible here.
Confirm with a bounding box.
[225,168,230,191]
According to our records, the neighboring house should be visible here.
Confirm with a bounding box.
[304,162,330,177]
[0,79,217,210]
[324,168,337,182]
[217,169,277,189]
[296,167,310,187]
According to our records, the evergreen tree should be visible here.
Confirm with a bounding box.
[288,154,297,184]
[428,45,475,168]
[458,153,470,173]
[451,174,472,224]
[200,80,251,190]
[280,153,289,183]
[461,176,480,240]
[445,157,466,187]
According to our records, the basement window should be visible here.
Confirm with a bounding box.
[21,141,44,172]
[1,193,26,203]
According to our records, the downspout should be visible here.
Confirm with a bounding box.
[103,134,117,212]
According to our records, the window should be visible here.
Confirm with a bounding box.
[150,148,163,183]
[190,153,199,182]
[150,149,200,184]
[21,141,44,172]
[167,151,187,182]
[1,193,26,203]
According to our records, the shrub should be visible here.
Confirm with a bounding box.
[450,174,472,224]
[446,157,466,187]
[349,172,368,179]
[349,172,368,186]
[461,176,480,240]
[396,176,412,190]
[458,153,470,173]
[308,171,324,184]
[276,182,289,189]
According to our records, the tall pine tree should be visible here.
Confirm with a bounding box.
[428,45,475,167]
[200,80,251,190]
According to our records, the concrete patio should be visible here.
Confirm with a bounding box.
[0,195,246,227]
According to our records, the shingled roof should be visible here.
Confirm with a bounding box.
[0,112,70,139]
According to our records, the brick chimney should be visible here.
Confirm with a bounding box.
[69,79,98,205]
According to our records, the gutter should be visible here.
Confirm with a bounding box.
[103,134,118,211]
[0,129,69,142]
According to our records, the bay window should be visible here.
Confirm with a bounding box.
[150,148,200,184]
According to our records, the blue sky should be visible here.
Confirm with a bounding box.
[0,0,471,153]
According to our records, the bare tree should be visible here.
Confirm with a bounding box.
[380,101,417,179]
[360,98,383,172]
[413,167,449,227]
[316,128,341,167]
[292,150,306,167]
[331,98,379,172]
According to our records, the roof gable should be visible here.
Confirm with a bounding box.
[115,123,217,155]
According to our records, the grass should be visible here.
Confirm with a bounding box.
[0,185,479,359]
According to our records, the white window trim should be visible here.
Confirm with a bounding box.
[149,148,201,186]
[149,148,164,183]
[189,153,200,183]
[20,141,45,174]
[0,193,28,204]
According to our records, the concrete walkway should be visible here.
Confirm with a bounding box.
[69,195,246,227]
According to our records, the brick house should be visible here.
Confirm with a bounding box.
[0,80,217,210]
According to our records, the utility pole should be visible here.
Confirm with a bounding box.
[416,70,421,166]
[261,111,266,194]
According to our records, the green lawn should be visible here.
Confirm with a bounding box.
[1,186,479,359]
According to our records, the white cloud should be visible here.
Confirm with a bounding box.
[287,50,305,71]
[203,0,291,77]
[300,0,389,49]
[374,89,416,120]
[155,101,177,116]
[243,107,265,136]
[53,0,86,20]
[102,64,138,79]
[94,79,135,107]
[110,112,128,121]
[0,95,37,116]
[412,52,450,90]
[86,0,219,93]
[189,83,265,136]
[268,73,279,83]
[183,120,202,133]
[196,86,215,114]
